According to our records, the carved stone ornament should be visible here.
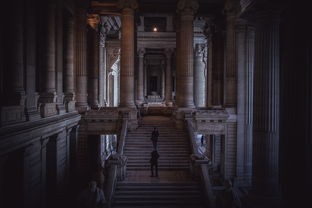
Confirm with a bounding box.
[117,0,138,10]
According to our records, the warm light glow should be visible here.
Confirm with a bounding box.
[153,27,158,32]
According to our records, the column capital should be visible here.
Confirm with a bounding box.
[177,0,199,16]
[117,0,138,10]
[137,48,145,58]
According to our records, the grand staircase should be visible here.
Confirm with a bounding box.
[111,116,207,208]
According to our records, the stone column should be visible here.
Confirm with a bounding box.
[75,7,89,112]
[224,0,239,108]
[56,2,66,115]
[194,43,207,108]
[25,0,40,120]
[0,0,26,125]
[39,0,58,118]
[99,23,107,107]
[211,20,224,106]
[87,14,100,109]
[165,48,173,106]
[235,19,255,187]
[137,48,145,105]
[253,11,280,195]
[161,60,166,99]
[176,0,198,108]
[64,13,76,112]
[204,18,214,107]
[118,0,138,107]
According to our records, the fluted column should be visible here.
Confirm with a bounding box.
[38,1,58,118]
[211,21,224,106]
[64,13,76,112]
[165,48,173,106]
[1,0,27,125]
[176,0,198,108]
[99,23,107,107]
[118,0,138,108]
[75,7,89,112]
[253,11,280,195]
[194,43,207,108]
[137,48,145,104]
[204,18,214,108]
[224,0,239,108]
[236,19,255,187]
[11,0,25,98]
[161,60,165,99]
[56,2,65,115]
[87,14,100,109]
[43,1,56,98]
[25,0,40,120]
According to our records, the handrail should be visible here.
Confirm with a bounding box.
[106,119,128,208]
[186,119,216,208]
[105,165,117,208]
[117,119,128,155]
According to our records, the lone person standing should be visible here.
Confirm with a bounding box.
[150,150,160,177]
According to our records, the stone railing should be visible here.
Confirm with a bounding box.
[186,119,216,208]
[105,119,128,207]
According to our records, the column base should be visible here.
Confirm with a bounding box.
[76,105,90,114]
[0,105,26,126]
[25,106,41,121]
[40,103,58,118]
[65,101,76,113]
[57,103,66,115]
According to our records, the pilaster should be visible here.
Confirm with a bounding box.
[252,10,280,197]
[235,18,255,187]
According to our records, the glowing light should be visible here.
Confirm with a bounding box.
[153,27,158,32]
